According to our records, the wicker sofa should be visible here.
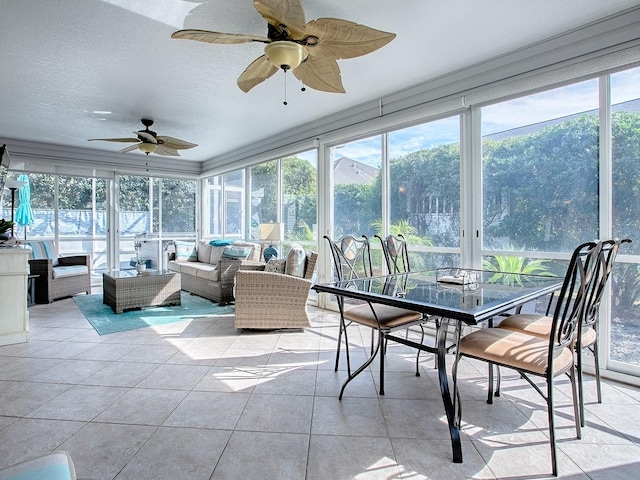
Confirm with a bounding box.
[167,239,265,305]
[234,245,318,329]
[26,240,91,304]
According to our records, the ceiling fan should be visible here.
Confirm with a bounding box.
[89,119,197,156]
[171,0,396,94]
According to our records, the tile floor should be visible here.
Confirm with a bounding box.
[1,294,640,479]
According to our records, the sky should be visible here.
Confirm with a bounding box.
[328,66,640,168]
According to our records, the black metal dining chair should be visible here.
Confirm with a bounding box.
[324,234,424,398]
[375,233,429,371]
[498,238,630,426]
[452,240,602,476]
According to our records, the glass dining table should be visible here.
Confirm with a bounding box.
[312,268,562,464]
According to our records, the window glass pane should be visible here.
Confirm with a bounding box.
[58,175,98,237]
[482,79,600,252]
[119,175,150,235]
[206,176,222,237]
[610,66,640,368]
[161,178,196,234]
[388,117,461,269]
[331,136,381,238]
[283,150,317,249]
[250,160,277,240]
[224,170,244,237]
[10,173,54,238]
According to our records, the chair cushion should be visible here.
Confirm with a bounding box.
[344,303,422,329]
[28,240,59,266]
[499,314,552,338]
[459,328,574,375]
[285,243,306,277]
[0,451,76,480]
[179,263,206,277]
[174,240,197,261]
[52,265,89,279]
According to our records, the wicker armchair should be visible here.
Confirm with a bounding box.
[234,249,318,329]
[27,240,91,304]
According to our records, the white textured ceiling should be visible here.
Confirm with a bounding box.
[1,0,639,165]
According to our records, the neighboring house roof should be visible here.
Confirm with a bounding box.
[334,157,379,184]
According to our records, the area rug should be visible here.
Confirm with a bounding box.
[73,292,235,335]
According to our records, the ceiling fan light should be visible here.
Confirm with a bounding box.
[264,41,308,71]
[138,143,158,155]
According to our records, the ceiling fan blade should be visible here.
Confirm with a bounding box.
[293,56,345,93]
[120,144,142,154]
[157,136,198,150]
[137,131,158,143]
[304,18,396,59]
[154,145,181,156]
[237,55,279,92]
[88,137,140,143]
[254,0,306,39]
[171,29,270,44]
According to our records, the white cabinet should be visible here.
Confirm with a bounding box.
[0,246,30,345]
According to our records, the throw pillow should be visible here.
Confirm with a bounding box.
[285,243,306,277]
[264,258,286,274]
[174,240,197,261]
[222,245,252,259]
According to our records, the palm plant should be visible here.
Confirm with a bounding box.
[483,251,553,286]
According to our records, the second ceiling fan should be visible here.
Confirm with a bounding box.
[171,0,396,94]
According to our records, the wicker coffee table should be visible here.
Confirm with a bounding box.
[103,270,181,313]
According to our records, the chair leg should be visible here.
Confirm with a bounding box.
[546,379,559,477]
[592,341,602,403]
[415,325,425,377]
[576,341,585,428]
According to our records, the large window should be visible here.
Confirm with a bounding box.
[481,79,600,253]
[282,151,317,250]
[388,117,461,270]
[331,135,382,238]
[610,66,640,369]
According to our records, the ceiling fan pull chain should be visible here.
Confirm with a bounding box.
[283,71,288,106]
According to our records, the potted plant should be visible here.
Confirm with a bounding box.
[0,218,14,241]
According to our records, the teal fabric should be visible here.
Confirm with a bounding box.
[174,240,197,261]
[2,464,73,480]
[0,452,75,480]
[209,239,234,246]
[222,245,252,259]
[73,292,235,335]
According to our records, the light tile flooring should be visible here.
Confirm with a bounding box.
[1,295,640,479]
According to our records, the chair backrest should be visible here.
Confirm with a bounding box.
[549,241,602,353]
[375,234,410,274]
[582,238,631,329]
[324,235,373,282]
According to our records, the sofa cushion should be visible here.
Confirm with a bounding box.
[222,245,252,259]
[28,240,59,266]
[285,243,306,277]
[197,240,212,264]
[174,240,197,261]
[265,258,287,274]
[52,265,89,279]
[233,240,261,262]
[179,263,205,277]
[208,246,226,266]
[167,259,182,272]
[195,264,220,282]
